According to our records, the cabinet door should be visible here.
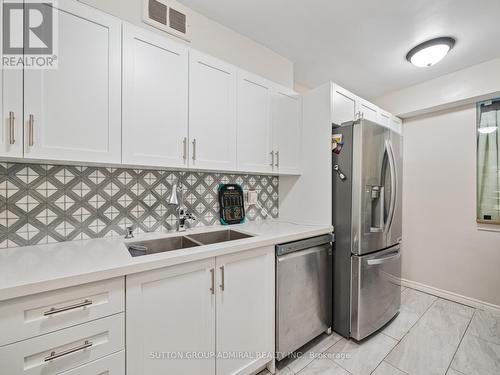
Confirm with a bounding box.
[189,50,237,171]
[331,84,357,125]
[378,109,391,129]
[126,258,216,375]
[0,1,23,158]
[237,71,273,173]
[24,1,121,163]
[122,24,189,168]
[216,247,275,375]
[390,115,403,134]
[357,98,379,123]
[273,88,302,175]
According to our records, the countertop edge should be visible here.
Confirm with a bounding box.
[0,225,333,301]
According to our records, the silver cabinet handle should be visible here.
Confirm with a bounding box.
[269,151,274,167]
[9,111,15,144]
[219,265,225,291]
[8,112,15,144]
[28,114,34,146]
[44,340,93,362]
[183,137,187,162]
[43,299,93,316]
[192,139,196,161]
[275,151,280,168]
[210,268,215,294]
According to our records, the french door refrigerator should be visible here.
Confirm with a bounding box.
[332,119,402,340]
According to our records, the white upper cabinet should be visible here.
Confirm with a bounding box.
[237,71,273,174]
[216,247,275,375]
[23,1,122,163]
[390,115,403,134]
[331,84,358,125]
[357,98,379,122]
[272,87,302,175]
[378,109,392,129]
[122,24,189,168]
[189,50,237,171]
[0,1,23,158]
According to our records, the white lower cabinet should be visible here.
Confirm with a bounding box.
[216,247,275,375]
[126,247,275,375]
[0,277,124,347]
[58,350,125,375]
[0,313,125,375]
[126,257,217,375]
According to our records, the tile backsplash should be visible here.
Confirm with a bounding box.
[0,163,279,248]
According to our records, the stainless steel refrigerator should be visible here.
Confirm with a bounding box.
[332,119,403,341]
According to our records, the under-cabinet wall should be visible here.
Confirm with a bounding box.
[0,162,279,248]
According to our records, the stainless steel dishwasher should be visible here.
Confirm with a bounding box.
[275,234,333,360]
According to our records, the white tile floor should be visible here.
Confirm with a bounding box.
[259,288,500,375]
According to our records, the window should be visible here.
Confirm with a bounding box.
[477,98,500,223]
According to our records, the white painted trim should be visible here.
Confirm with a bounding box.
[401,278,500,314]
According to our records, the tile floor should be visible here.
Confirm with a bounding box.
[259,287,500,375]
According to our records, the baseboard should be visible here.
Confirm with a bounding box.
[401,278,500,314]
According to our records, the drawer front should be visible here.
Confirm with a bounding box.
[58,350,125,375]
[0,313,125,375]
[0,277,124,346]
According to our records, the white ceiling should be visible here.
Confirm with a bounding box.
[177,0,500,99]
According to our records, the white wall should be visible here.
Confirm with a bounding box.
[375,57,500,118]
[78,0,294,88]
[403,104,500,307]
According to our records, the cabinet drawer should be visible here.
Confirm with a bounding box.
[0,313,124,375]
[0,278,124,346]
[58,350,125,375]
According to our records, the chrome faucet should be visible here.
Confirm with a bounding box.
[167,180,195,232]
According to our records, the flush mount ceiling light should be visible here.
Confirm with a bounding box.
[406,37,455,68]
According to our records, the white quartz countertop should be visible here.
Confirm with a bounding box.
[0,221,333,301]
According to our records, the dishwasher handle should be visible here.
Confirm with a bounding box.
[276,234,333,256]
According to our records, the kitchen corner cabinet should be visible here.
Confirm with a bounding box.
[189,51,237,171]
[126,246,275,375]
[122,24,189,168]
[237,71,273,174]
[23,1,122,163]
[0,1,23,158]
[272,87,302,174]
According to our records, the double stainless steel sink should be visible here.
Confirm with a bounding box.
[127,229,254,257]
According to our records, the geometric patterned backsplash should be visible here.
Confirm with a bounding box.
[0,162,279,248]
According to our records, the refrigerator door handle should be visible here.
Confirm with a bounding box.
[384,140,397,233]
[366,251,400,265]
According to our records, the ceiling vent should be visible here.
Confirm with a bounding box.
[143,0,190,41]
